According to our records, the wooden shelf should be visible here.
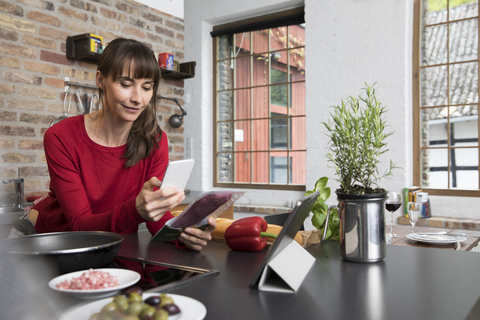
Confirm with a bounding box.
[161,61,196,80]
[66,34,102,64]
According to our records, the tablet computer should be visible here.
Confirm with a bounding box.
[250,191,319,289]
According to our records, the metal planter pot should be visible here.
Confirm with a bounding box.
[325,192,387,262]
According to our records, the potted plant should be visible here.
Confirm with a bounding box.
[304,176,339,241]
[319,83,399,262]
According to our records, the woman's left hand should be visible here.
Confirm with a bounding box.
[178,217,217,251]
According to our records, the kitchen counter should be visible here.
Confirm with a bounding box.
[3,229,480,319]
[114,230,480,320]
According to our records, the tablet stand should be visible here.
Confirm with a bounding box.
[258,240,315,293]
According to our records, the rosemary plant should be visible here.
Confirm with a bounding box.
[323,83,399,194]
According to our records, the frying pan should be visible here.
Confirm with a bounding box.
[0,231,124,274]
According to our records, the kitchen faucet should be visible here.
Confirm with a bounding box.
[3,168,24,208]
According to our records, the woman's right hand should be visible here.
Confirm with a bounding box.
[136,177,185,222]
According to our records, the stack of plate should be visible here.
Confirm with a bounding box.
[406,233,467,245]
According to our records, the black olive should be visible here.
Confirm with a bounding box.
[162,304,181,315]
[144,295,161,306]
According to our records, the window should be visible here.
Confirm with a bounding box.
[413,0,480,196]
[212,9,306,190]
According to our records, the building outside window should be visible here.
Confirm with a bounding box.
[413,0,480,196]
[212,10,306,190]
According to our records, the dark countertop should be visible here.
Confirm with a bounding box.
[115,231,480,320]
[3,230,480,319]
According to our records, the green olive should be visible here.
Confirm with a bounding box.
[128,292,143,304]
[100,302,118,316]
[159,296,174,307]
[127,301,143,316]
[140,305,156,319]
[114,295,129,312]
[120,316,140,320]
[154,309,169,320]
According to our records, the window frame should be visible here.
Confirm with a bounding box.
[212,8,306,191]
[412,0,480,197]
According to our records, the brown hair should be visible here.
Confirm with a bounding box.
[96,38,162,167]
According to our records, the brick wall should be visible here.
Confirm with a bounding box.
[0,0,186,206]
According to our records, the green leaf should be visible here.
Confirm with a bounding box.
[311,211,326,229]
[305,176,340,241]
[314,177,329,192]
[319,187,331,202]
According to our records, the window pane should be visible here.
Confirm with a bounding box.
[422,148,449,188]
[217,122,233,152]
[454,169,479,189]
[235,89,251,120]
[420,65,448,106]
[449,61,478,105]
[217,59,232,91]
[235,152,250,183]
[218,153,233,183]
[252,87,269,118]
[235,31,251,55]
[252,54,269,87]
[451,107,478,147]
[292,116,306,150]
[423,0,447,25]
[421,24,448,66]
[270,84,288,107]
[450,0,478,21]
[252,29,269,53]
[270,155,291,184]
[290,49,305,81]
[235,56,252,89]
[217,35,233,60]
[270,27,288,51]
[217,91,233,121]
[235,120,250,151]
[290,151,306,185]
[251,119,269,151]
[252,152,269,183]
[450,147,478,189]
[270,115,289,150]
[291,82,305,115]
[422,107,449,147]
[449,19,478,63]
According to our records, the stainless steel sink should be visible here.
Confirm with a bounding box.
[0,207,25,225]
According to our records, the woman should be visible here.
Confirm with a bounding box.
[30,38,215,251]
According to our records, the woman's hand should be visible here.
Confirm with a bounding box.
[136,177,185,222]
[179,217,217,251]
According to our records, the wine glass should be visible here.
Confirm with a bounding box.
[407,202,421,234]
[385,191,402,243]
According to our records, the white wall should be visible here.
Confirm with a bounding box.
[184,0,480,219]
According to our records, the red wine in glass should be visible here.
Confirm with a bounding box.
[386,191,402,241]
[386,202,401,212]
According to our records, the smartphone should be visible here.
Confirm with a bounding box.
[160,159,195,192]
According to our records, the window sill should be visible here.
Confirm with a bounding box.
[397,216,480,230]
[233,205,292,215]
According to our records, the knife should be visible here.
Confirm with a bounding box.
[415,232,467,238]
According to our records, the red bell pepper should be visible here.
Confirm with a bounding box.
[224,216,278,252]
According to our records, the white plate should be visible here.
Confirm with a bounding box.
[406,233,467,245]
[59,293,206,320]
[49,268,140,299]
